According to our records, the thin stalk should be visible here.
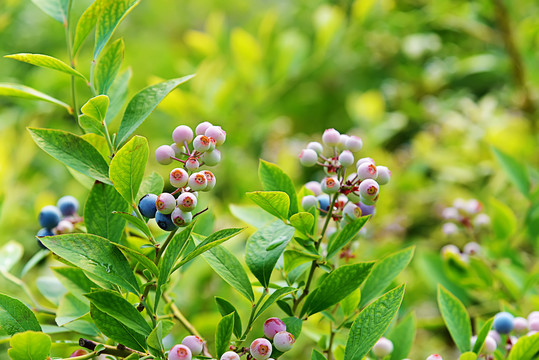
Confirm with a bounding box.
[78,338,148,358]
[89,59,97,96]
[59,351,98,360]
[326,325,336,360]
[102,121,115,158]
[155,228,179,264]
[240,288,268,341]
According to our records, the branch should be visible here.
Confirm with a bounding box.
[78,338,148,357]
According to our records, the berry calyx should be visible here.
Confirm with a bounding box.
[177,192,197,212]
[168,344,192,360]
[170,168,189,188]
[188,172,208,191]
[250,338,272,360]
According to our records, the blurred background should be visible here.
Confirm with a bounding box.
[0,0,538,358]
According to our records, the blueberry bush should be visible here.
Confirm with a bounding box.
[0,0,538,360]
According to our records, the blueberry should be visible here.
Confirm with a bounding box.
[358,202,375,216]
[155,211,178,231]
[138,194,158,218]
[181,335,204,355]
[322,128,341,146]
[317,194,331,213]
[493,312,514,334]
[39,205,61,229]
[299,149,318,167]
[172,125,194,145]
[57,196,79,216]
[155,145,175,165]
[301,195,318,211]
[36,228,54,249]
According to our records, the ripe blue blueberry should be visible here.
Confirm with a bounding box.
[57,196,79,216]
[155,211,178,231]
[39,205,61,229]
[138,194,158,218]
[37,228,54,237]
[317,194,331,213]
[493,312,514,334]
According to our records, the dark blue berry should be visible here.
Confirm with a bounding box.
[155,211,177,231]
[36,228,54,249]
[57,196,79,216]
[138,194,158,218]
[493,312,514,334]
[359,202,376,217]
[39,205,61,229]
[317,194,331,214]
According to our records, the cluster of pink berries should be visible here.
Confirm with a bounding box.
[168,335,204,360]
[299,129,391,225]
[146,122,225,231]
[441,241,481,263]
[441,198,490,236]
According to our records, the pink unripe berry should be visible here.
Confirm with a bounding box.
[299,149,318,167]
[170,168,189,188]
[321,177,340,194]
[530,318,539,331]
[173,125,194,145]
[442,222,459,236]
[305,181,322,196]
[488,331,501,344]
[202,149,221,166]
[356,157,375,168]
[171,208,193,227]
[177,192,197,212]
[357,162,378,180]
[473,214,490,228]
[273,331,295,352]
[426,355,443,360]
[156,193,176,214]
[185,158,200,172]
[338,134,350,149]
[193,135,211,152]
[307,141,324,155]
[181,335,204,355]
[263,318,286,339]
[188,172,208,191]
[156,145,175,165]
[528,311,539,322]
[484,336,497,354]
[205,126,226,145]
[56,220,74,234]
[168,344,192,360]
[358,179,379,199]
[513,317,528,332]
[322,128,341,146]
[376,166,391,185]
[463,242,481,255]
[220,351,240,360]
[250,338,272,360]
[372,337,394,357]
[196,121,213,136]
[302,195,318,210]
[464,199,482,215]
[170,143,185,157]
[338,150,354,167]
[343,202,362,221]
[202,170,216,191]
[442,207,460,221]
[345,135,363,152]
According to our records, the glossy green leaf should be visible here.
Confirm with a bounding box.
[52,267,99,302]
[79,115,105,137]
[147,320,173,353]
[40,233,139,295]
[5,53,86,80]
[283,316,302,338]
[301,262,374,317]
[31,0,68,23]
[115,75,194,147]
[507,332,539,360]
[136,172,164,200]
[81,95,109,123]
[94,0,140,58]
[114,243,159,278]
[312,349,327,360]
[105,68,131,124]
[73,0,100,55]
[258,160,298,217]
[215,313,234,357]
[490,197,517,239]
[0,294,41,335]
[0,241,24,272]
[289,212,315,235]
[0,83,71,112]
[283,250,319,274]
[326,216,369,259]
[85,181,129,244]
[246,220,295,288]
[113,211,153,239]
[56,293,89,326]
[109,135,148,205]
[492,147,530,197]
[90,303,146,351]
[472,318,493,354]
[437,285,471,353]
[96,39,124,94]
[341,288,361,317]
[215,297,242,339]
[359,246,415,307]
[460,352,478,360]
[255,287,296,319]
[246,191,290,220]
[229,204,276,228]
[8,330,51,360]
[28,128,111,184]
[20,250,49,277]
[345,284,405,360]
[388,312,416,360]
[85,290,151,336]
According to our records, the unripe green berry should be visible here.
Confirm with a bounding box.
[202,149,221,166]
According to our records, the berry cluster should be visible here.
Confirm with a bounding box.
[36,196,81,247]
[440,241,481,263]
[168,335,205,360]
[139,122,225,231]
[441,198,490,237]
[299,129,390,227]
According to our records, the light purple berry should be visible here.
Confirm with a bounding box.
[338,150,354,167]
[193,135,211,152]
[426,355,443,360]
[376,166,391,185]
[358,179,379,199]
[357,162,378,180]
[263,318,286,339]
[188,172,208,191]
[473,214,490,228]
[356,157,374,168]
[530,318,539,331]
[307,141,324,155]
[156,193,176,214]
[196,121,213,136]
[156,145,175,165]
[345,135,363,152]
[201,149,221,166]
[185,158,200,171]
[170,168,189,188]
[56,220,74,234]
[513,317,528,332]
[302,195,318,210]
[372,337,393,357]
[250,338,272,360]
[338,134,350,149]
[358,202,375,216]
[220,351,240,360]
[168,344,192,360]
[442,207,460,221]
[442,223,459,236]
[205,126,226,146]
[360,195,377,206]
[177,192,197,212]
[343,202,361,221]
[463,242,481,255]
[171,143,185,157]
[484,336,497,354]
[202,170,216,191]
[321,177,341,194]
[322,128,341,146]
[488,330,501,344]
[171,208,193,227]
[273,331,295,352]
[464,199,482,215]
[528,311,539,322]
[181,335,204,355]
[299,149,318,167]
[305,181,322,196]
[173,125,194,145]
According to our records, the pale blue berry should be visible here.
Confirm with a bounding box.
[57,196,79,216]
[493,312,514,334]
[317,194,331,212]
[39,205,61,229]
[302,195,318,210]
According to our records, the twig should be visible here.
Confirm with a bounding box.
[78,338,148,357]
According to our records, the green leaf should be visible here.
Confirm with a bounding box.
[90,303,146,351]
[8,330,51,360]
[359,246,415,307]
[56,293,89,326]
[492,147,530,197]
[73,0,100,55]
[113,211,153,239]
[229,204,277,228]
[105,68,131,124]
[301,262,374,317]
[490,198,517,239]
[31,0,68,23]
[0,294,41,335]
[95,39,124,94]
[20,250,49,277]
[0,241,24,272]
[40,233,139,295]
[246,220,295,288]
[173,227,245,272]
[79,115,105,137]
[147,320,173,352]
[137,172,164,200]
[215,297,242,339]
[472,318,493,354]
[284,250,319,274]
[326,216,369,259]
[94,0,140,58]
[258,160,298,217]
[115,75,195,147]
[85,290,152,336]
[114,243,159,278]
[109,135,148,205]
[387,312,416,360]
[85,181,129,244]
[201,242,255,302]
[52,267,99,302]
[0,83,72,113]
[28,128,111,184]
[345,284,406,360]
[4,53,86,81]
[312,349,327,360]
[246,191,290,220]
[289,212,315,235]
[437,285,472,353]
[282,316,302,338]
[255,287,296,319]
[459,352,478,360]
[341,288,361,317]
[215,313,234,357]
[81,95,109,123]
[507,332,539,360]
